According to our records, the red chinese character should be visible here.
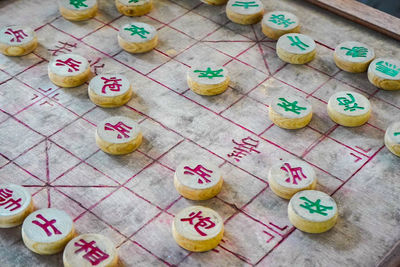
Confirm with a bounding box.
[183,165,213,184]
[227,136,260,162]
[32,214,62,237]
[104,122,132,139]
[101,77,122,94]
[55,58,82,73]
[180,211,216,236]
[0,188,22,212]
[281,163,307,185]
[5,28,27,43]
[74,239,109,266]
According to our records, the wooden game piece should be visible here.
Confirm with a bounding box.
[187,64,230,96]
[0,25,37,56]
[48,53,91,88]
[0,184,34,228]
[118,22,158,54]
[174,160,223,201]
[202,0,228,5]
[226,0,264,25]
[95,116,142,155]
[268,159,317,200]
[288,190,338,233]
[63,233,118,267]
[276,33,316,64]
[368,58,400,90]
[262,11,300,40]
[333,41,375,73]
[327,91,371,127]
[88,74,133,108]
[115,0,153,17]
[22,208,75,255]
[385,122,400,157]
[172,206,224,252]
[58,0,98,21]
[269,95,313,129]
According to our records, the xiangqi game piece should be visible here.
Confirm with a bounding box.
[327,91,371,127]
[115,0,153,17]
[262,11,300,40]
[334,41,375,73]
[269,95,313,129]
[226,0,264,25]
[0,184,34,228]
[276,33,316,64]
[174,160,223,200]
[0,25,37,56]
[268,159,317,200]
[48,53,91,87]
[118,22,158,54]
[385,122,400,157]
[63,233,118,267]
[201,0,228,5]
[88,74,133,108]
[368,58,400,90]
[288,190,338,233]
[58,0,98,21]
[95,116,142,155]
[187,64,230,96]
[172,206,224,252]
[22,208,75,255]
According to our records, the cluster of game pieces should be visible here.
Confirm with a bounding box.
[0,184,119,266]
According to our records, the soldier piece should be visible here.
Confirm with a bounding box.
[115,0,153,17]
[58,0,98,21]
[48,53,91,87]
[334,41,375,73]
[385,122,400,157]
[288,190,338,233]
[276,33,316,64]
[368,58,400,90]
[262,11,300,40]
[226,0,264,25]
[118,22,158,54]
[327,91,371,127]
[187,64,230,96]
[95,116,143,155]
[172,206,224,252]
[0,25,38,56]
[269,95,313,129]
[174,160,223,201]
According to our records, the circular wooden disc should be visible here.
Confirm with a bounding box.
[58,0,97,10]
[277,33,316,55]
[269,159,316,189]
[262,11,299,31]
[368,58,400,81]
[334,41,375,64]
[174,206,223,241]
[118,0,151,6]
[96,116,141,144]
[175,160,222,190]
[0,25,35,46]
[89,74,131,97]
[48,53,89,77]
[119,22,157,43]
[289,190,337,223]
[270,95,312,119]
[0,184,31,218]
[63,233,118,267]
[22,208,73,244]
[187,64,228,86]
[226,0,263,15]
[385,122,400,145]
[328,91,370,117]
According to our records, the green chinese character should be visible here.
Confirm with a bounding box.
[69,0,88,8]
[129,0,140,2]
[394,132,400,136]
[194,67,224,79]
[375,61,400,77]
[287,35,309,51]
[299,196,333,216]
[269,14,295,28]
[124,25,150,39]
[336,93,365,112]
[277,98,307,115]
[340,46,368,58]
[232,1,259,9]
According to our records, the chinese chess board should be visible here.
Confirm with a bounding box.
[1,0,400,266]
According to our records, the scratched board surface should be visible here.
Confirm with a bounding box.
[0,0,399,266]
